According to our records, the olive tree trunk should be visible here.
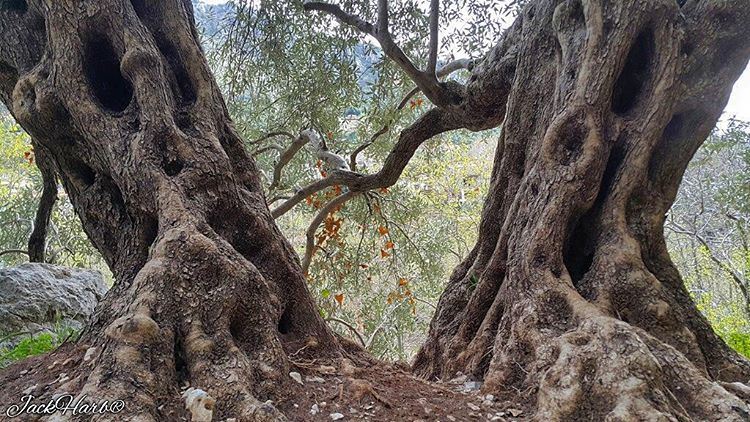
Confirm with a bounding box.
[0,0,338,420]
[414,0,750,419]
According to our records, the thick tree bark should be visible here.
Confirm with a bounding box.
[0,0,339,420]
[414,0,750,419]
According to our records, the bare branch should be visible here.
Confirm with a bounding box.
[302,191,360,273]
[349,59,469,171]
[252,144,284,156]
[437,58,472,78]
[268,135,310,191]
[350,125,389,171]
[0,249,29,258]
[326,317,366,347]
[377,0,389,36]
[304,0,459,107]
[303,2,375,35]
[427,0,439,75]
[251,131,296,146]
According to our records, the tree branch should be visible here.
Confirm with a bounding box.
[0,249,29,258]
[303,1,375,34]
[349,59,470,171]
[304,0,458,107]
[427,0,439,76]
[268,134,310,191]
[326,317,366,347]
[272,108,459,219]
[377,0,389,36]
[28,146,58,263]
[302,191,360,273]
[350,125,389,171]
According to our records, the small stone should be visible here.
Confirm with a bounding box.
[319,365,337,374]
[448,374,467,384]
[330,412,345,420]
[289,371,304,385]
[462,380,482,391]
[508,408,523,417]
[467,403,480,411]
[83,347,97,362]
[484,394,495,402]
[447,416,456,421]
[320,401,327,408]
[340,359,356,376]
[294,404,299,408]
[19,369,28,375]
[306,376,326,383]
[310,404,320,415]
[22,384,36,395]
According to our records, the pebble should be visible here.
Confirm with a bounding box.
[310,404,320,415]
[462,381,482,391]
[289,371,304,385]
[306,376,326,383]
[330,412,345,420]
[508,408,523,417]
[467,403,480,411]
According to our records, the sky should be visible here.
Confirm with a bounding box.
[199,0,749,122]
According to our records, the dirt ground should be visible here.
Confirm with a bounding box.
[275,357,529,422]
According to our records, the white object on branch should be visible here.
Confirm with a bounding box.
[301,129,350,171]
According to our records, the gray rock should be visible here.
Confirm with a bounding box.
[0,263,107,347]
[462,380,483,391]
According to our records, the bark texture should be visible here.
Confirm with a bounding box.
[0,0,339,420]
[414,0,750,420]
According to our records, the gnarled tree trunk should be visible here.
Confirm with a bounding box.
[0,0,339,420]
[414,0,750,419]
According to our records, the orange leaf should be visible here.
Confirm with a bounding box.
[380,249,390,258]
[379,187,389,194]
[378,226,389,236]
[384,240,395,250]
[359,263,369,269]
[327,131,334,140]
[398,278,408,287]
[334,293,344,305]
[320,169,328,177]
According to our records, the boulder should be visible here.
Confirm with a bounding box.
[0,263,107,347]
